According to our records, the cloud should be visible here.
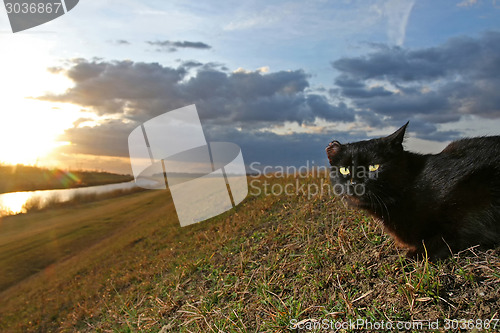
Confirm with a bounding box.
[57,119,135,157]
[203,126,370,168]
[53,118,369,169]
[334,32,500,82]
[331,31,500,140]
[178,60,203,68]
[384,0,415,46]
[40,59,355,166]
[42,32,500,167]
[146,40,212,52]
[40,59,187,116]
[176,60,228,71]
[40,59,354,126]
[113,39,130,45]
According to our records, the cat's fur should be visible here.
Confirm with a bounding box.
[326,122,500,259]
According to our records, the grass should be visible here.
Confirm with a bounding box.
[0,164,133,194]
[0,188,151,292]
[0,173,499,332]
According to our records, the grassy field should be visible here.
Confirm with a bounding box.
[0,164,133,194]
[0,174,499,332]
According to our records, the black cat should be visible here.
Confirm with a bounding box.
[326,122,500,259]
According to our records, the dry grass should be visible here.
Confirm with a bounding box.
[0,174,499,332]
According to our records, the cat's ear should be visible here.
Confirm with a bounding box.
[326,140,341,164]
[385,122,409,147]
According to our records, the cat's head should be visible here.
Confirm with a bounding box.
[326,122,409,210]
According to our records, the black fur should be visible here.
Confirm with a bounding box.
[326,122,500,259]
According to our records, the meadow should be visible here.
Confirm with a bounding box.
[0,173,498,332]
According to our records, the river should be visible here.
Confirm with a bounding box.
[0,181,139,217]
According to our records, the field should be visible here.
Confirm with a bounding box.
[0,174,499,332]
[0,164,133,194]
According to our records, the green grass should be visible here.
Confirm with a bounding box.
[0,164,133,194]
[0,174,499,332]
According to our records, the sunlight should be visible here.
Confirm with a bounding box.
[0,192,33,216]
[0,99,80,165]
[0,34,81,165]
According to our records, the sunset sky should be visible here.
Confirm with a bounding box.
[1,0,500,174]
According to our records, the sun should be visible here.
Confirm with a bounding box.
[0,99,78,165]
[0,34,81,166]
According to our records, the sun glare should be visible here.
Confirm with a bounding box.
[0,191,33,216]
[0,34,80,166]
[0,99,79,165]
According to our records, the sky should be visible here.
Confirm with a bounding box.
[0,0,500,173]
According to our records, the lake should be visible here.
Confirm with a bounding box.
[0,181,139,217]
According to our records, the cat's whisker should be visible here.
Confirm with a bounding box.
[375,193,390,223]
[370,192,384,217]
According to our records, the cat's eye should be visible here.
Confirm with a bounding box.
[339,167,350,175]
[369,164,380,172]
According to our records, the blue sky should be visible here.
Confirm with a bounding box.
[0,0,499,172]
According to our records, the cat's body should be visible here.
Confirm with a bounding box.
[326,123,500,259]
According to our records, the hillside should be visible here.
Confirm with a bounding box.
[0,175,499,332]
[0,164,133,194]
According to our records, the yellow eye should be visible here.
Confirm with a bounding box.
[369,164,380,172]
[339,167,350,175]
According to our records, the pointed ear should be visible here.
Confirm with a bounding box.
[385,121,409,147]
[326,140,341,165]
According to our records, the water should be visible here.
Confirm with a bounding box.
[0,181,139,217]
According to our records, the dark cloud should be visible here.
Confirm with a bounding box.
[39,59,354,128]
[171,41,211,49]
[339,86,394,99]
[331,31,500,140]
[59,120,366,169]
[42,59,355,166]
[41,59,187,116]
[403,119,461,142]
[305,96,353,121]
[203,126,369,169]
[57,119,136,157]
[178,60,203,68]
[146,40,211,52]
[176,59,229,71]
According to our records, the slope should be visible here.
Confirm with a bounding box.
[0,175,499,332]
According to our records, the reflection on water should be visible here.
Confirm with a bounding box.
[0,192,33,216]
[0,181,138,217]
